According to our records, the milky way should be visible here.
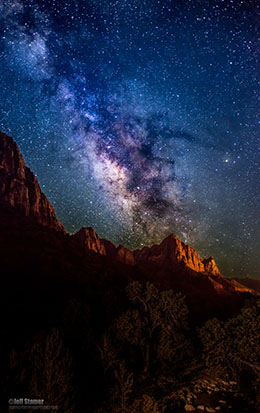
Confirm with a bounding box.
[0,0,259,278]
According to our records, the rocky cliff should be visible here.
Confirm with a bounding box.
[134,234,220,275]
[0,131,64,232]
[71,227,106,256]
[71,228,136,265]
[115,245,135,266]
[73,227,221,276]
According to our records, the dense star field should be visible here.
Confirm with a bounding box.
[0,0,259,278]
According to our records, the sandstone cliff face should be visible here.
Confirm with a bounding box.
[100,238,117,256]
[71,227,106,255]
[71,229,220,275]
[116,245,135,266]
[203,257,220,276]
[0,131,64,232]
[134,234,221,276]
[71,229,136,265]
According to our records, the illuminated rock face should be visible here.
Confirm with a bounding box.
[72,227,107,255]
[115,245,135,266]
[74,228,222,277]
[0,131,64,232]
[134,234,221,276]
[203,256,220,276]
[71,229,136,265]
[71,229,220,275]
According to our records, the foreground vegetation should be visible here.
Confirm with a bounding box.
[5,281,260,412]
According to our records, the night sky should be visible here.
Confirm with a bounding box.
[0,0,259,278]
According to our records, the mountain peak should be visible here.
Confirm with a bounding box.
[72,226,106,255]
[0,131,64,232]
[134,233,220,276]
